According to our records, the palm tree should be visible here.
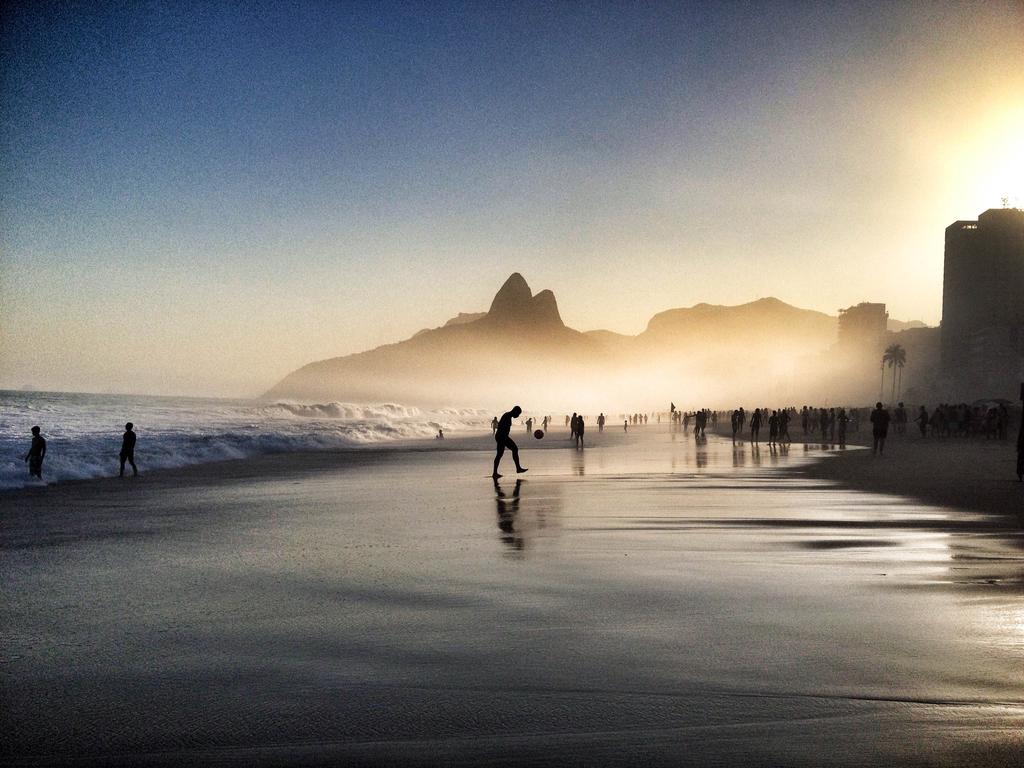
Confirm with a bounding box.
[882,344,907,404]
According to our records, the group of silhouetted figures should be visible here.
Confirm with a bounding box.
[911,402,1013,440]
[568,413,586,448]
[724,404,890,454]
[22,423,138,480]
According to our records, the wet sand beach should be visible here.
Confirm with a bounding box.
[2,427,1022,766]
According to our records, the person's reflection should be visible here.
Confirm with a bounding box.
[732,444,745,468]
[750,444,762,466]
[695,442,708,469]
[571,449,586,476]
[494,478,524,552]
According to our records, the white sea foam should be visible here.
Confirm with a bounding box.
[0,391,489,490]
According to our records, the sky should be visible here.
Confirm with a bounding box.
[1,0,1022,397]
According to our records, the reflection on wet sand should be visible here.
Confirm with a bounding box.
[2,429,1021,766]
[494,477,563,555]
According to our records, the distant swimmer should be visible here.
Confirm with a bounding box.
[119,422,138,477]
[24,425,47,479]
[492,406,528,479]
[870,402,891,455]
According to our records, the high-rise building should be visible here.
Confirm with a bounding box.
[940,207,1024,395]
[837,302,888,350]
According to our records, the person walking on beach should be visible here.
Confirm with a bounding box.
[750,408,762,443]
[895,402,907,435]
[525,417,534,434]
[119,422,138,477]
[598,413,605,432]
[779,408,791,444]
[492,406,528,479]
[837,408,849,448]
[575,415,585,449]
[491,416,498,436]
[870,402,891,456]
[915,406,929,438]
[24,425,46,479]
[570,412,578,440]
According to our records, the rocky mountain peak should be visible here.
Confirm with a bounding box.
[486,273,564,328]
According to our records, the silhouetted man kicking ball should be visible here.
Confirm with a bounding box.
[492,405,528,479]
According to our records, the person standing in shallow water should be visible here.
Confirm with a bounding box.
[870,402,891,456]
[492,406,528,479]
[120,422,138,477]
[25,425,46,479]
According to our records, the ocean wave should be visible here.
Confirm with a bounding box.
[0,392,490,490]
[264,401,424,420]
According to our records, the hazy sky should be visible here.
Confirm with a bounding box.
[2,1,1022,396]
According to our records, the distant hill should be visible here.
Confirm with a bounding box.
[639,297,837,348]
[266,273,906,408]
[887,318,928,332]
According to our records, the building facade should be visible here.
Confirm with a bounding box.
[940,207,1024,397]
[837,302,888,350]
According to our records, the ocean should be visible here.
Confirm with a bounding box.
[0,390,488,489]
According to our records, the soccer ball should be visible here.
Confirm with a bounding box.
[533,429,544,439]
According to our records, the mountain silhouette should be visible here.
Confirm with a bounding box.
[265,273,598,405]
[265,273,923,407]
[636,297,837,349]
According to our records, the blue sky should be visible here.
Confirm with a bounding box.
[2,1,1022,395]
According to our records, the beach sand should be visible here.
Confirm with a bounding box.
[2,426,1022,766]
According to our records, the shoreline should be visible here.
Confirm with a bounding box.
[783,436,1024,520]
[3,423,1022,520]
[0,427,626,503]
[707,422,1022,520]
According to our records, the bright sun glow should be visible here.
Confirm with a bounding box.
[956,106,1024,212]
